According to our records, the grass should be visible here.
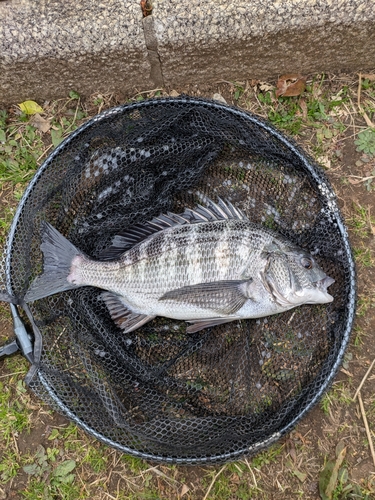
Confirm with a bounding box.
[0,111,45,184]
[353,247,374,267]
[356,293,375,317]
[347,203,375,238]
[1,74,375,499]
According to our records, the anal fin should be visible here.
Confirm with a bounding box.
[186,317,238,333]
[101,292,155,333]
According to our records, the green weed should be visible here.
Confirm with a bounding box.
[353,247,374,267]
[357,294,375,317]
[0,450,21,483]
[320,393,331,415]
[0,205,16,245]
[0,112,44,184]
[233,82,245,101]
[353,325,366,347]
[0,379,31,445]
[355,128,375,157]
[348,204,375,238]
[254,75,349,139]
[121,454,149,474]
[250,444,283,469]
[83,445,108,473]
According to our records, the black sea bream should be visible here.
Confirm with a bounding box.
[25,199,334,333]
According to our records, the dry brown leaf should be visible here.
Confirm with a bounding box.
[276,74,306,98]
[299,99,308,120]
[140,0,152,16]
[289,446,297,463]
[317,156,331,169]
[212,93,227,104]
[31,113,51,133]
[360,73,375,81]
[259,82,274,92]
[180,484,190,497]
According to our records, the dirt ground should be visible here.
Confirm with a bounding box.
[1,74,375,499]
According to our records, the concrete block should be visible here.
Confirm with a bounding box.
[1,0,375,104]
[0,0,152,104]
[152,0,375,85]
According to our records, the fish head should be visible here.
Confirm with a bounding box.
[263,249,334,308]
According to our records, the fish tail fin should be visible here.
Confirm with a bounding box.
[24,222,84,302]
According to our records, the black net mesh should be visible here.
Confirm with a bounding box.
[0,97,356,464]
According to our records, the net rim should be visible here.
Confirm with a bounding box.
[6,97,356,464]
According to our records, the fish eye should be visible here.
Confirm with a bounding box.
[300,257,313,270]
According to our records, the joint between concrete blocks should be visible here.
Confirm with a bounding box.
[142,15,164,88]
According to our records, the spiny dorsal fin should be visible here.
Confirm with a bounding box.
[99,198,249,260]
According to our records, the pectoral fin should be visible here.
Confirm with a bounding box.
[159,279,254,315]
[101,292,155,333]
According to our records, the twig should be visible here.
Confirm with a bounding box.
[357,74,375,128]
[203,465,227,500]
[348,175,375,185]
[244,458,258,489]
[132,88,164,97]
[353,358,375,400]
[37,144,53,162]
[103,492,117,500]
[358,391,375,468]
[287,311,296,324]
[12,432,19,454]
[0,371,25,379]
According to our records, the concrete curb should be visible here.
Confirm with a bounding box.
[1,0,375,104]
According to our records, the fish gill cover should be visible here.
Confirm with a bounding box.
[0,97,355,464]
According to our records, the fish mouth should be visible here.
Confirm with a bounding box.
[314,275,335,303]
[316,276,335,292]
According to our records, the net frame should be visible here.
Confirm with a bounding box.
[2,97,356,464]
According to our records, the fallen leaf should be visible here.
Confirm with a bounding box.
[299,99,308,119]
[169,90,180,97]
[360,73,375,81]
[50,128,64,147]
[292,431,306,444]
[276,74,306,98]
[293,469,307,483]
[18,100,44,115]
[319,460,334,500]
[212,93,227,104]
[335,440,346,458]
[53,459,76,478]
[180,483,189,497]
[31,113,51,133]
[230,473,241,484]
[259,82,274,92]
[140,0,152,16]
[317,156,331,169]
[289,446,297,464]
[325,444,346,499]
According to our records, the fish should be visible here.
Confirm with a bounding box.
[24,198,334,333]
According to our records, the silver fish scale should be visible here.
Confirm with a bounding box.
[90,220,275,297]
